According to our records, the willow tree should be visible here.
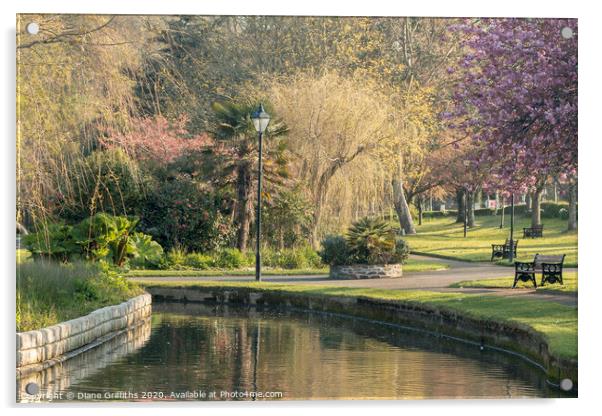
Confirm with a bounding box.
[270,72,397,247]
[17,14,159,230]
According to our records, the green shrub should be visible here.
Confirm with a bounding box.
[422,211,452,219]
[559,208,569,220]
[243,251,256,267]
[394,237,410,263]
[346,217,396,264]
[129,232,164,269]
[22,223,77,262]
[474,208,496,216]
[213,248,246,269]
[502,204,528,216]
[319,235,351,266]
[184,252,213,269]
[278,249,308,269]
[23,213,161,267]
[320,217,410,265]
[300,245,323,268]
[140,176,235,252]
[165,247,188,269]
[541,202,569,218]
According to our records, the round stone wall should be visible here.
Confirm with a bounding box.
[329,263,402,279]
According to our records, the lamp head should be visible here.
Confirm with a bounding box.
[251,103,270,133]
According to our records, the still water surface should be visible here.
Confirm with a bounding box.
[19,302,572,401]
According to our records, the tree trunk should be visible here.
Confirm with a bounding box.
[499,196,505,229]
[531,187,543,227]
[467,190,476,227]
[568,179,577,231]
[553,179,559,203]
[392,177,416,235]
[525,192,532,212]
[456,188,465,223]
[417,197,423,226]
[235,163,253,251]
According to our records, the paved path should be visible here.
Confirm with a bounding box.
[132,254,577,306]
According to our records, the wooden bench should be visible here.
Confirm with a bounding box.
[513,253,565,288]
[491,239,518,261]
[523,224,544,238]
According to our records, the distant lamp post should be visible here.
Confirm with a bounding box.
[251,104,270,282]
[463,160,471,238]
[509,193,515,262]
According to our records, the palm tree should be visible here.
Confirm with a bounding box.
[210,100,289,251]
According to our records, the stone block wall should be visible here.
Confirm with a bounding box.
[329,263,402,279]
[16,293,152,373]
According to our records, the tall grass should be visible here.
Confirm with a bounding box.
[17,261,143,332]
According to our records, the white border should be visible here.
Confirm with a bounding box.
[2,1,601,415]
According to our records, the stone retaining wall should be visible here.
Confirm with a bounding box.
[330,263,402,279]
[16,293,152,376]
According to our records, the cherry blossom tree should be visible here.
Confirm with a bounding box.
[446,18,577,228]
[101,116,211,164]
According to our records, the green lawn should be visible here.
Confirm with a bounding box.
[124,257,448,277]
[450,271,578,293]
[139,280,577,360]
[404,215,577,266]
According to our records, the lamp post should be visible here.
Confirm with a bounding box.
[509,193,515,262]
[463,160,471,238]
[251,104,270,282]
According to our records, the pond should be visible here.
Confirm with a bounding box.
[18,302,573,402]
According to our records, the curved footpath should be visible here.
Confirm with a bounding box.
[131,254,577,306]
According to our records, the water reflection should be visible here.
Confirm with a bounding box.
[18,303,573,402]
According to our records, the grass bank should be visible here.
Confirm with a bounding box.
[138,280,577,361]
[124,257,447,278]
[450,271,578,294]
[17,261,144,332]
[404,216,577,266]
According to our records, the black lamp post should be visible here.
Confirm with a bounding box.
[509,193,515,262]
[463,160,471,238]
[251,104,270,282]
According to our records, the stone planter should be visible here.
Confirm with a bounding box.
[329,263,402,279]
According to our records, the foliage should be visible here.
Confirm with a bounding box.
[101,116,211,165]
[17,14,158,228]
[262,188,313,248]
[212,248,250,269]
[183,253,214,270]
[318,235,352,266]
[59,149,152,223]
[141,175,235,252]
[541,202,570,218]
[129,232,164,269]
[262,246,323,269]
[17,260,143,332]
[23,213,161,266]
[447,19,578,192]
[22,223,78,262]
[71,213,139,266]
[346,217,397,264]
[209,99,289,251]
[164,247,188,270]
